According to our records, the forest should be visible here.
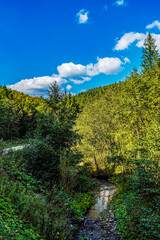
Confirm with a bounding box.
[0,33,160,239]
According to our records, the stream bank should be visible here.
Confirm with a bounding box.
[73,182,121,240]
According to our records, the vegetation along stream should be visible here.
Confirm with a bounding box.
[74,182,120,240]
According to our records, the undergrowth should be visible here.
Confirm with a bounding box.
[0,148,95,239]
[110,156,160,240]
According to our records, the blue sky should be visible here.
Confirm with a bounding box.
[0,0,160,96]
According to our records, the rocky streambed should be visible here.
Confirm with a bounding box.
[73,182,120,240]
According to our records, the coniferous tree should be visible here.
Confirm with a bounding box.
[141,33,159,76]
[47,81,64,105]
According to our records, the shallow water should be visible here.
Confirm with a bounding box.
[87,182,116,218]
[74,182,118,240]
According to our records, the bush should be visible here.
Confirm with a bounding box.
[23,142,59,182]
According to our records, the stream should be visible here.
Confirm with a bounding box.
[74,182,120,240]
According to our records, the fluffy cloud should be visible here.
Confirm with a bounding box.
[8,75,67,95]
[76,9,89,24]
[114,32,146,50]
[146,20,160,30]
[114,31,160,52]
[57,62,86,77]
[66,85,72,90]
[86,57,124,76]
[58,57,128,80]
[115,0,126,6]
[8,57,129,94]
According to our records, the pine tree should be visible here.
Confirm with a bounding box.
[141,33,159,76]
[47,81,65,112]
[47,81,64,105]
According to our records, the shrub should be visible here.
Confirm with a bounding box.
[23,142,59,182]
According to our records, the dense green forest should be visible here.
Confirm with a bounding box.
[0,33,160,239]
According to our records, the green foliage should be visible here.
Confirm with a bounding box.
[69,192,95,219]
[23,107,81,184]
[0,195,41,240]
[0,99,21,140]
[0,86,50,139]
[141,33,159,76]
[75,89,127,172]
[56,93,80,124]
[74,82,119,109]
[35,106,79,150]
[112,191,160,240]
[75,165,96,192]
[75,35,160,175]
[23,142,59,181]
[111,153,160,240]
[47,81,64,107]
[59,149,82,192]
[128,157,159,194]
[0,151,74,240]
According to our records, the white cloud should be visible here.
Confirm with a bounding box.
[8,75,67,95]
[114,32,146,50]
[115,0,125,6]
[70,76,91,84]
[58,57,127,79]
[76,9,89,24]
[88,56,127,76]
[59,57,128,80]
[114,31,160,52]
[8,57,129,95]
[146,20,160,30]
[135,35,147,48]
[66,85,72,90]
[57,62,86,77]
[86,57,124,76]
